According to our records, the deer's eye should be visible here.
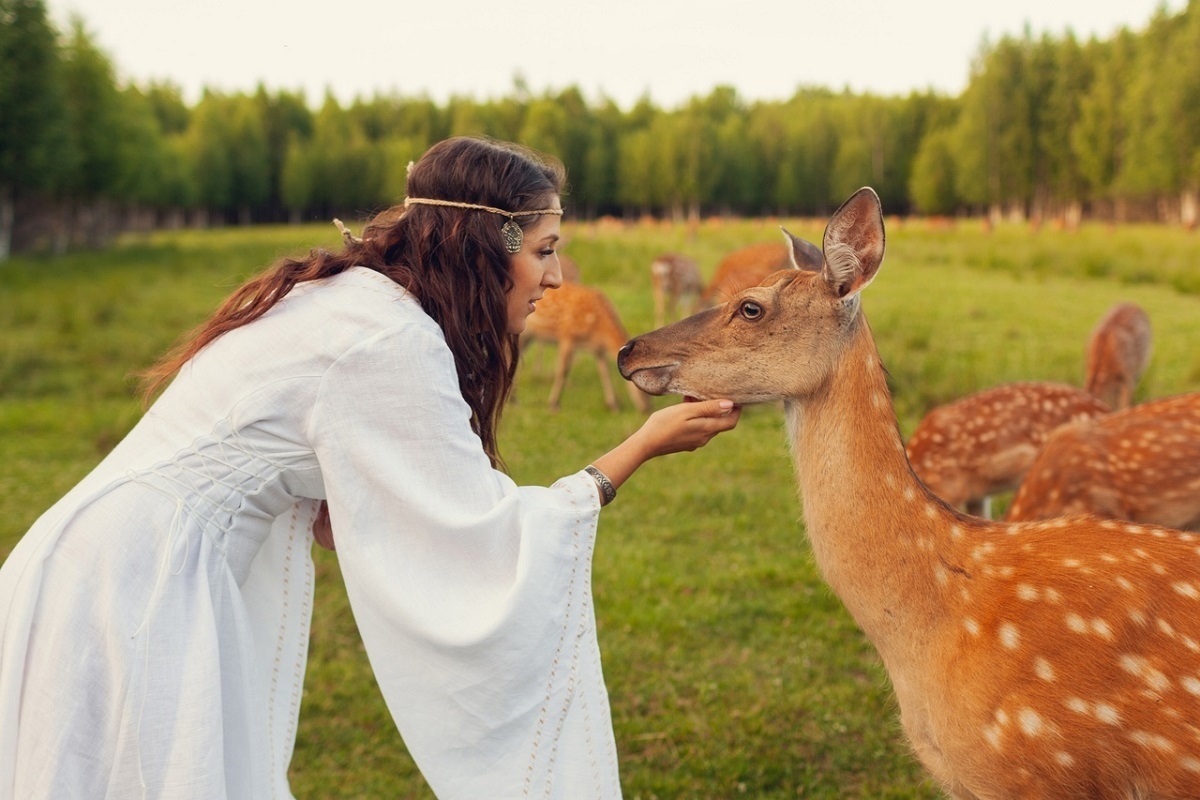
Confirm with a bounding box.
[739,300,763,320]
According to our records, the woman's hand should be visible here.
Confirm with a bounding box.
[588,398,741,500]
[633,399,741,459]
[313,501,336,551]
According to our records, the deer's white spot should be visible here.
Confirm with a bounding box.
[983,724,1004,749]
[1129,730,1174,752]
[1065,613,1088,633]
[1016,584,1039,601]
[1055,751,1075,768]
[1119,655,1170,692]
[1018,708,1045,737]
[1173,582,1200,600]
[1094,703,1121,725]
[999,623,1020,650]
[1091,619,1115,641]
[964,618,981,637]
[1034,657,1055,682]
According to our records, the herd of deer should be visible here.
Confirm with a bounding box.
[527,190,1200,797]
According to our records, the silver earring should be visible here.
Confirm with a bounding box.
[501,219,523,253]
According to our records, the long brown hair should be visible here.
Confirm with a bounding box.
[141,136,566,468]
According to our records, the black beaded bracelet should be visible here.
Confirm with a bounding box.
[584,465,617,506]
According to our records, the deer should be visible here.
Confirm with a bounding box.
[1005,393,1200,531]
[650,253,703,328]
[905,383,1110,518]
[1084,302,1152,410]
[519,280,651,414]
[699,241,791,307]
[618,187,1200,799]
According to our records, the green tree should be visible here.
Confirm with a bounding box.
[1071,33,1135,210]
[909,126,958,215]
[256,86,312,221]
[1115,9,1186,204]
[0,0,72,258]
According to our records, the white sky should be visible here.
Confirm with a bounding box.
[51,0,1181,110]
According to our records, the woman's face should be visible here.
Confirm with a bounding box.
[506,197,564,335]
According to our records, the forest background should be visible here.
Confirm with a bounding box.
[2,0,1200,259]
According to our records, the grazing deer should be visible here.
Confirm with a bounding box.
[1006,393,1200,531]
[650,253,703,328]
[1084,302,1152,410]
[520,281,651,414]
[699,242,791,307]
[618,187,1200,799]
[906,383,1110,518]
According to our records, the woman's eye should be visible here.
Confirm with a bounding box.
[740,301,763,320]
[540,249,556,258]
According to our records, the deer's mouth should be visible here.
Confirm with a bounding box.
[621,364,679,396]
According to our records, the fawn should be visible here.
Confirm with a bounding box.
[650,253,703,328]
[618,187,1200,798]
[699,241,791,307]
[906,383,1110,518]
[520,281,651,413]
[1006,393,1200,531]
[1085,302,1152,410]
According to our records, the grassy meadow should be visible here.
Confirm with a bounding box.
[2,214,1200,798]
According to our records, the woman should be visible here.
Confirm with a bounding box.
[0,136,740,799]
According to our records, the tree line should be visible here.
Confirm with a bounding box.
[2,0,1198,258]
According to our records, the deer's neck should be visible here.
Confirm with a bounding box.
[784,315,964,664]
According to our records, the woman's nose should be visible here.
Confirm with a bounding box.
[545,257,564,288]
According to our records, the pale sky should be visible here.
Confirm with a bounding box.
[52,0,1180,110]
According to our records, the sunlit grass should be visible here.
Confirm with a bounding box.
[2,216,1199,797]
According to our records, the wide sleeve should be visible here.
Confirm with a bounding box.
[307,322,622,799]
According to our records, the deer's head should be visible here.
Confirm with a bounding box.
[618,187,885,405]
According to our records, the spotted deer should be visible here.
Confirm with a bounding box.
[1085,302,1152,410]
[1006,393,1200,531]
[650,253,703,328]
[618,187,1200,799]
[906,383,1110,518]
[699,241,791,307]
[519,281,651,413]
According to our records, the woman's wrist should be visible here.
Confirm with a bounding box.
[584,465,617,506]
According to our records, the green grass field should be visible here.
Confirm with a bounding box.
[2,215,1199,797]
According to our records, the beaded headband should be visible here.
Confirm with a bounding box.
[403,197,563,253]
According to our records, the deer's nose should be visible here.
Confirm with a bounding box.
[617,339,637,373]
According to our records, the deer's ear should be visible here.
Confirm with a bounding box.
[821,187,885,299]
[780,227,823,272]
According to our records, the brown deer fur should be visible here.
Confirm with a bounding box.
[1084,302,1152,411]
[699,242,791,307]
[906,383,1110,517]
[1006,393,1200,531]
[618,187,1200,799]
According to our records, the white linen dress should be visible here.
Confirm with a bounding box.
[0,266,622,799]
